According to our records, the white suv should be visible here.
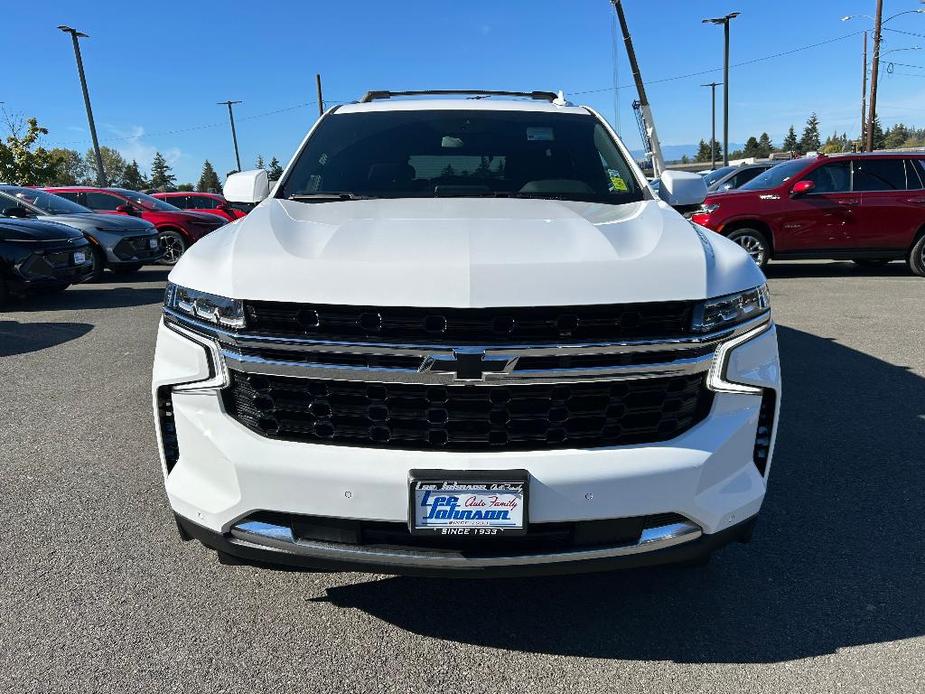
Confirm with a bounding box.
[153,90,780,576]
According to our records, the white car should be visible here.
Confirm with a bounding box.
[153,89,780,576]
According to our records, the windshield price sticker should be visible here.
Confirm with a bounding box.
[411,478,527,535]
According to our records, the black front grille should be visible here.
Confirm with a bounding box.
[113,235,159,260]
[223,371,713,451]
[243,300,696,344]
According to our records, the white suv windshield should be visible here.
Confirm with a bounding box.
[279,109,644,205]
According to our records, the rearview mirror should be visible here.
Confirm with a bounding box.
[658,170,707,210]
[224,169,269,204]
[790,180,815,196]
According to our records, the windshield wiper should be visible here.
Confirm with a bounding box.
[288,193,375,202]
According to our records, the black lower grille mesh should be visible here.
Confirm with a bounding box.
[157,387,180,472]
[223,371,713,451]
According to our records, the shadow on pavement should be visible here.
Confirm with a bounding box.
[4,285,165,312]
[0,320,93,357]
[100,267,172,284]
[764,260,912,279]
[313,326,925,663]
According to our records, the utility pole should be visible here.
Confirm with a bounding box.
[867,0,883,152]
[861,31,868,150]
[610,0,664,177]
[315,74,324,117]
[701,82,722,169]
[703,12,740,167]
[218,100,242,172]
[58,25,106,186]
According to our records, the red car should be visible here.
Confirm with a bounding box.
[691,153,925,276]
[44,187,226,264]
[151,191,249,223]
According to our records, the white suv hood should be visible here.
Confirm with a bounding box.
[169,197,764,306]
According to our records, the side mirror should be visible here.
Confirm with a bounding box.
[790,180,815,196]
[216,200,231,211]
[224,169,269,204]
[658,170,708,209]
[116,203,139,216]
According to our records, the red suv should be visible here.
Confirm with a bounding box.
[691,153,925,276]
[150,191,248,223]
[44,187,226,264]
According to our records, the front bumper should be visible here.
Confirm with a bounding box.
[90,229,163,265]
[152,317,781,575]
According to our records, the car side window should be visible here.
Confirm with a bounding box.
[905,160,924,189]
[803,162,851,193]
[54,191,83,205]
[733,168,764,188]
[853,159,906,191]
[191,196,217,209]
[84,192,124,210]
[167,196,187,209]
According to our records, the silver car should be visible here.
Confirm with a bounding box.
[0,185,162,280]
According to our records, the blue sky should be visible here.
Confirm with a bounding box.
[4,1,925,181]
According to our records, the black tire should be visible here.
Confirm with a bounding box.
[157,230,187,266]
[111,263,144,275]
[727,228,770,268]
[87,244,106,282]
[909,234,925,277]
[851,258,890,267]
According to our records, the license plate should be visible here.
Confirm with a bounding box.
[148,238,158,249]
[73,251,87,265]
[409,470,528,536]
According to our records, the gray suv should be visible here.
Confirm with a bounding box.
[0,185,162,280]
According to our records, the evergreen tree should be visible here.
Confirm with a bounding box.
[870,115,885,150]
[149,151,176,190]
[268,156,284,180]
[197,160,221,192]
[799,113,821,153]
[255,154,265,170]
[757,132,773,157]
[120,160,148,189]
[176,182,194,191]
[83,146,127,185]
[783,125,799,153]
[883,122,909,149]
[742,136,760,157]
[680,154,690,164]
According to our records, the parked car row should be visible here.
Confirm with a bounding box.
[0,185,248,305]
[691,152,925,276]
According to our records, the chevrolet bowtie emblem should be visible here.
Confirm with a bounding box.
[420,349,518,381]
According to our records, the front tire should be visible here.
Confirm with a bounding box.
[909,234,925,277]
[157,231,186,266]
[87,245,106,282]
[727,228,770,268]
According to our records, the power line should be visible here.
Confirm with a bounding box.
[883,27,925,40]
[572,30,864,96]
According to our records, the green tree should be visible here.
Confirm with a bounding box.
[176,182,194,191]
[757,132,773,157]
[84,146,127,185]
[742,136,760,158]
[255,154,265,170]
[120,160,148,190]
[799,113,821,153]
[47,147,87,185]
[870,115,885,150]
[268,156,284,180]
[680,154,690,164]
[695,139,722,163]
[883,122,908,149]
[149,151,176,190]
[197,160,221,192]
[783,125,799,153]
[0,115,59,185]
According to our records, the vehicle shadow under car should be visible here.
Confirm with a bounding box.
[311,325,925,664]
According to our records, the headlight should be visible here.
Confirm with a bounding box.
[164,282,245,329]
[692,284,770,333]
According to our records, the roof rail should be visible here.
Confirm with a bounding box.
[359,89,561,103]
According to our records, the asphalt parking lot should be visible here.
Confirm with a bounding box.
[1,262,923,693]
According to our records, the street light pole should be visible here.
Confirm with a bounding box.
[861,31,868,150]
[701,82,722,169]
[867,0,884,152]
[218,100,243,172]
[58,25,106,186]
[703,12,740,167]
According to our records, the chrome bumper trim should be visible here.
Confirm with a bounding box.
[230,519,703,568]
